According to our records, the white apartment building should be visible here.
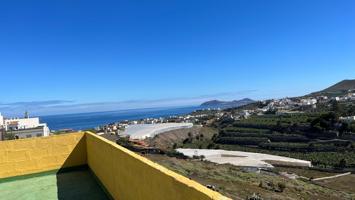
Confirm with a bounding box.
[0,113,50,139]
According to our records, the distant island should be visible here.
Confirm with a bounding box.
[200,98,255,109]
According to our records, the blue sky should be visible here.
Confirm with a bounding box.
[0,0,354,115]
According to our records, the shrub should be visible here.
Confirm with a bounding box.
[277,182,286,192]
[166,150,187,159]
[246,193,263,200]
[172,143,178,149]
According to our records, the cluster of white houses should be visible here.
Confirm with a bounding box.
[0,113,50,140]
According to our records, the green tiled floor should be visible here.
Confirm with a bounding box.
[0,168,109,200]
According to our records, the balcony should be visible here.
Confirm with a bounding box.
[0,132,230,200]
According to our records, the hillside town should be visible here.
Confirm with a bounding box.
[1,89,354,143]
[98,89,355,138]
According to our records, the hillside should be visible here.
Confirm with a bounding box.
[311,79,355,96]
[201,98,255,109]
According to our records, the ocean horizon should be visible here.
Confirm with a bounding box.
[40,106,202,131]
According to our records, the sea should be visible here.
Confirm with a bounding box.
[40,106,202,131]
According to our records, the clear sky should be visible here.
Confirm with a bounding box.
[0,0,354,115]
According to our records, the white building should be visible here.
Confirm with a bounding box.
[0,114,3,127]
[4,117,41,130]
[240,110,251,119]
[317,96,328,101]
[339,116,355,123]
[301,98,317,106]
[0,113,50,140]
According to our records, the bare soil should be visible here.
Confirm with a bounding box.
[145,154,355,200]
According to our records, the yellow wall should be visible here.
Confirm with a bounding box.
[0,132,87,179]
[0,132,230,200]
[86,132,230,200]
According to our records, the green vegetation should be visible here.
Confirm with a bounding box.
[3,132,16,140]
[146,96,355,199]
[219,144,355,169]
[146,82,355,199]
[145,154,355,200]
[182,110,355,169]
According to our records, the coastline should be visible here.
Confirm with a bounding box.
[41,106,201,131]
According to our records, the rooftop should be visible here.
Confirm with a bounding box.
[0,167,108,200]
[0,132,230,200]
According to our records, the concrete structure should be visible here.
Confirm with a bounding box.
[177,149,312,169]
[0,114,3,127]
[340,116,355,123]
[0,113,50,139]
[5,126,51,139]
[0,132,230,200]
[4,117,40,130]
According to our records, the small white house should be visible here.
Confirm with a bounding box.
[240,110,251,119]
[5,117,41,130]
[339,116,355,123]
[0,113,50,140]
[301,98,317,106]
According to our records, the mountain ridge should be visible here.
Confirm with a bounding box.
[201,98,255,109]
[310,79,355,96]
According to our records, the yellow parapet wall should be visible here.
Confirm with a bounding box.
[86,132,231,200]
[0,132,230,200]
[0,132,87,179]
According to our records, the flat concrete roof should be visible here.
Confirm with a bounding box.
[0,168,109,200]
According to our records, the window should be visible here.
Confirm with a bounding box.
[26,135,32,138]
[36,134,42,137]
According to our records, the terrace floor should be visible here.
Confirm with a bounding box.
[0,167,110,200]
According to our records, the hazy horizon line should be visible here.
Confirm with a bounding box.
[0,90,259,116]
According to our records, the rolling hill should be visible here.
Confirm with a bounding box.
[311,79,355,96]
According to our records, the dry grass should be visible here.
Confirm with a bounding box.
[274,167,340,179]
[315,174,355,194]
[145,154,355,200]
[146,126,217,150]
